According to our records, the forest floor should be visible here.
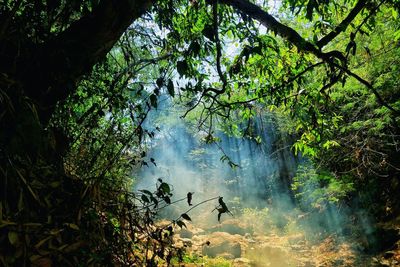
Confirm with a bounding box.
[167,213,400,267]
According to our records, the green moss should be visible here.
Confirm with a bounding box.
[170,254,232,266]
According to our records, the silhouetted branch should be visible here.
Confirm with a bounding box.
[221,0,345,64]
[213,1,227,95]
[332,62,400,116]
[317,0,368,48]
[26,0,153,116]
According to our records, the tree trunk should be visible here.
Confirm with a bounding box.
[1,0,152,159]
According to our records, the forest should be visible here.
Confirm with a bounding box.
[0,0,399,266]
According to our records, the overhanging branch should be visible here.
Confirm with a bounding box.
[220,0,345,64]
[213,0,227,95]
[26,0,153,113]
[332,62,400,116]
[219,0,398,116]
[317,0,368,48]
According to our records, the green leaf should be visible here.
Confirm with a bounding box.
[163,196,171,204]
[306,0,315,20]
[181,213,191,221]
[8,231,19,246]
[159,182,171,194]
[177,60,188,77]
[167,79,175,97]
[202,24,215,41]
[67,223,79,231]
[50,181,61,188]
[140,190,153,196]
[156,77,164,88]
[352,42,357,56]
[150,94,157,108]
[394,29,400,41]
[150,196,159,206]
[176,220,186,228]
[141,195,150,203]
[188,41,201,55]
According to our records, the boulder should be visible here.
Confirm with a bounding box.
[203,241,241,258]
[178,228,194,239]
[201,232,243,258]
[208,219,253,235]
[233,257,252,267]
[216,252,235,260]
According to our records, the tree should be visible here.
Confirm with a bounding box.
[2,0,398,152]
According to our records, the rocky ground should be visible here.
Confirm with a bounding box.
[168,215,400,266]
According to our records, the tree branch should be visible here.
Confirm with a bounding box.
[332,62,400,115]
[24,0,153,118]
[212,61,324,107]
[0,0,24,40]
[317,0,368,48]
[213,0,227,95]
[218,0,399,117]
[220,0,345,63]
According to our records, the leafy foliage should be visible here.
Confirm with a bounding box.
[292,164,355,210]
